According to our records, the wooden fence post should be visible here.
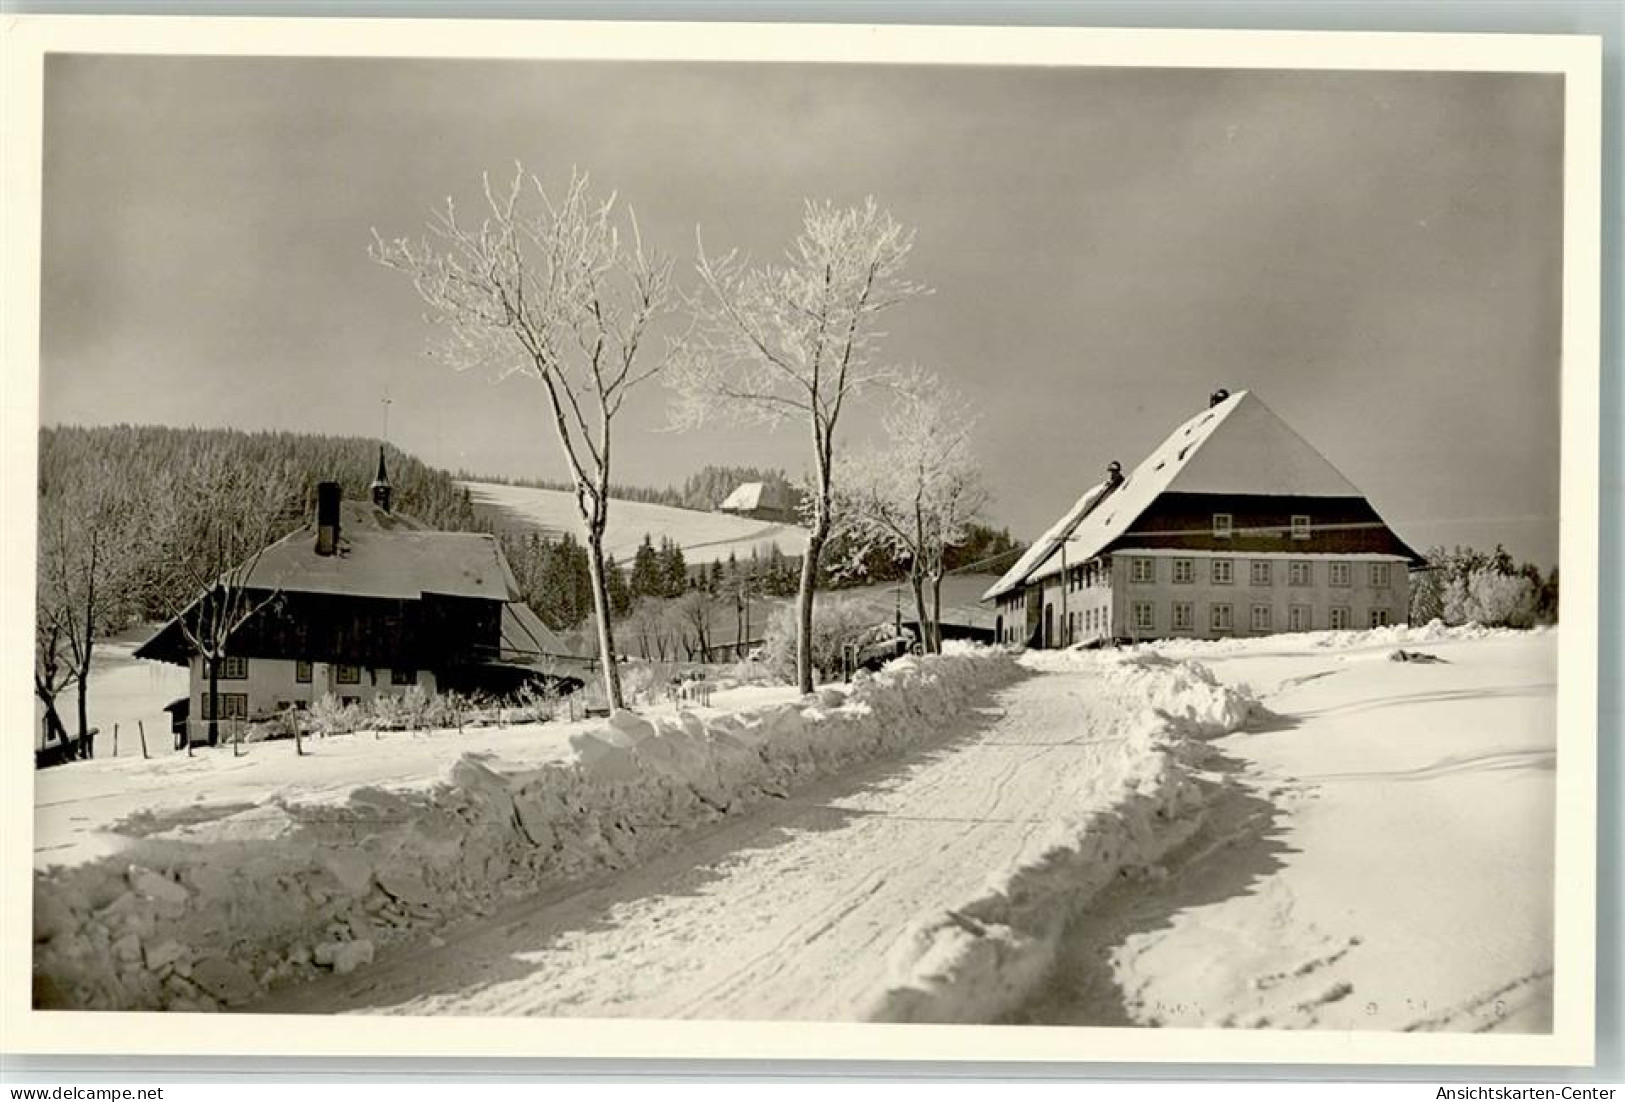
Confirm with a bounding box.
[138,720,148,760]
[113,723,119,757]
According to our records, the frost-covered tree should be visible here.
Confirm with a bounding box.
[831,373,986,654]
[147,462,298,748]
[373,166,677,712]
[672,199,928,693]
[1443,568,1539,629]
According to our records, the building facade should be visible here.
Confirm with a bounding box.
[987,390,1422,646]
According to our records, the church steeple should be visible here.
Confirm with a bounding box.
[370,446,393,513]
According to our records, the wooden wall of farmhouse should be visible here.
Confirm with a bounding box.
[1108,493,1418,559]
[143,590,505,669]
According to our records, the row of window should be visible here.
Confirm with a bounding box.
[1125,557,1391,589]
[212,657,416,685]
[1126,600,1392,635]
[1211,513,1314,540]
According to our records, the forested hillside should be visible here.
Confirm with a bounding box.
[38,425,479,626]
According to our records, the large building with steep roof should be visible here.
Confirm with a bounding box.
[137,451,585,739]
[985,389,1424,647]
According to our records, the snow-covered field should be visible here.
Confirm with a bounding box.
[32,641,188,759]
[1012,624,1557,1032]
[462,481,810,566]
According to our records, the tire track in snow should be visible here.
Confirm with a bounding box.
[259,668,1140,1020]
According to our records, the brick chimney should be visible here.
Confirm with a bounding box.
[315,481,341,556]
[1209,387,1231,408]
[1105,460,1124,488]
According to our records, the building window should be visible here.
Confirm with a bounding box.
[335,664,361,685]
[1370,608,1392,628]
[1289,605,1312,631]
[391,667,417,686]
[340,695,361,707]
[201,692,247,720]
[1370,563,1392,588]
[1329,561,1352,587]
[1172,558,1194,584]
[1213,513,1233,539]
[1130,557,1155,584]
[1329,606,1351,630]
[295,660,313,684]
[1290,561,1313,587]
[1133,601,1155,633]
[1172,601,1194,632]
[1250,560,1272,587]
[220,655,248,680]
[1251,604,1272,632]
[1211,603,1234,633]
[1212,559,1234,585]
[1292,515,1311,540]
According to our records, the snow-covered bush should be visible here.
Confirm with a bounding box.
[308,694,361,738]
[758,596,890,685]
[1443,568,1539,629]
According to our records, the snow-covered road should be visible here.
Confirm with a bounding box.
[255,666,1157,1019]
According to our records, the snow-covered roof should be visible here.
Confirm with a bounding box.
[981,480,1115,602]
[242,501,521,602]
[719,481,795,513]
[983,390,1373,601]
[498,601,578,665]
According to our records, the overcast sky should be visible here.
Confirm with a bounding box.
[39,56,1564,567]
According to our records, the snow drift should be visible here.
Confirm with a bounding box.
[866,650,1261,1023]
[32,648,1022,1012]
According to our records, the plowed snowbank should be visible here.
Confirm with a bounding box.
[868,651,1260,1023]
[32,649,1021,1012]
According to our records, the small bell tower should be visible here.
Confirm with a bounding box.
[370,445,393,513]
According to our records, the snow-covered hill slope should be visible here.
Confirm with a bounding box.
[462,481,809,566]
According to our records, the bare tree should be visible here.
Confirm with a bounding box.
[34,541,76,753]
[148,463,297,748]
[35,457,136,759]
[832,373,987,654]
[672,199,927,693]
[373,166,677,712]
[673,589,721,662]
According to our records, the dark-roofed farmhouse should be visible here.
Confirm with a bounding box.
[137,452,586,738]
[985,389,1424,647]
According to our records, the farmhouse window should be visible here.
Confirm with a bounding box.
[1292,515,1311,540]
[1369,608,1392,628]
[1329,562,1352,587]
[1290,605,1312,631]
[1329,606,1351,630]
[295,660,312,684]
[1370,563,1392,588]
[336,664,361,685]
[1251,604,1272,632]
[1172,601,1194,631]
[1290,561,1313,587]
[1211,603,1234,632]
[1213,513,1234,539]
[201,692,247,721]
[220,655,248,680]
[391,667,417,686]
[1132,601,1155,633]
[1172,558,1195,584]
[1130,557,1155,584]
[1212,559,1234,585]
[1250,560,1272,587]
